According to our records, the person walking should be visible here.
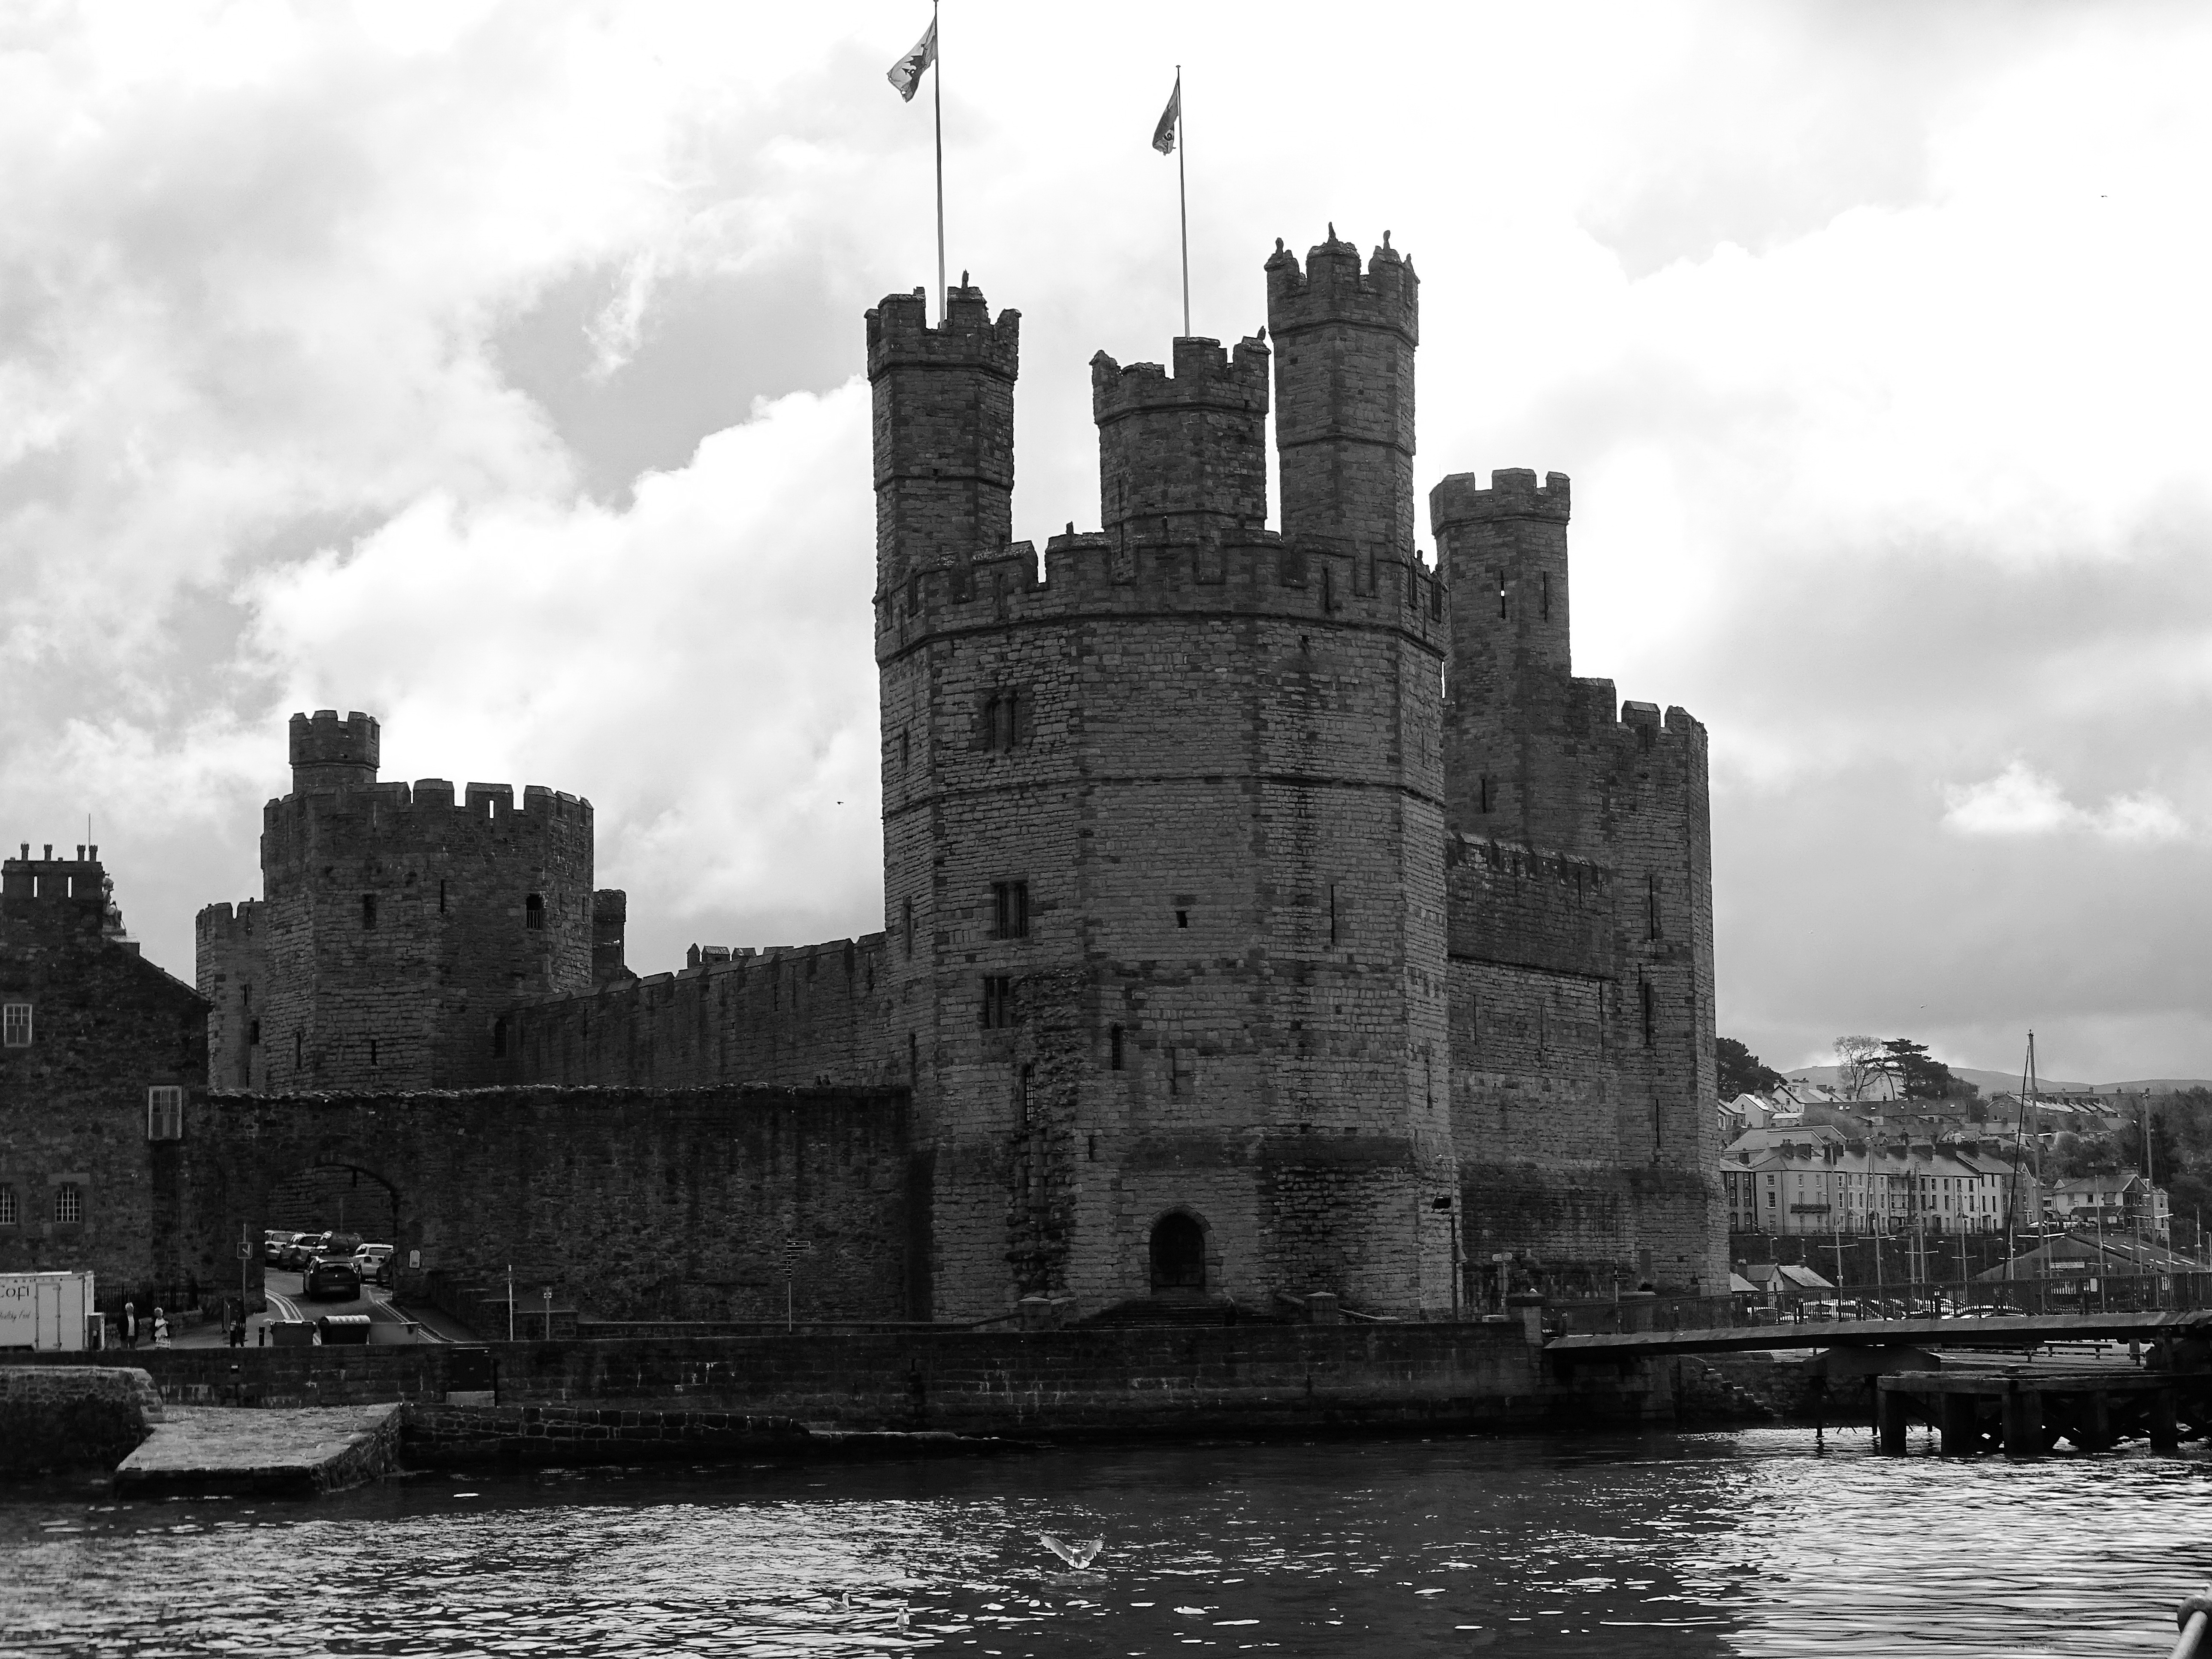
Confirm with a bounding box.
[151,1306,171,1349]
[229,1301,247,1347]
[120,1301,138,1350]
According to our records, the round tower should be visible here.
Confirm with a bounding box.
[873,259,1454,1323]
[256,712,595,1092]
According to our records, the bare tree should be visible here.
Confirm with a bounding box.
[1834,1035,1884,1101]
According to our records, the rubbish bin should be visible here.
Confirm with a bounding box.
[268,1319,315,1347]
[317,1314,373,1346]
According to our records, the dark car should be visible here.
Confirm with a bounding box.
[303,1256,362,1301]
[283,1232,330,1270]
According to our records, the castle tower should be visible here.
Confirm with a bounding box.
[873,257,1455,1323]
[1429,469,1723,1292]
[867,283,1019,602]
[1265,230,1418,558]
[204,710,597,1092]
[1430,468,1578,849]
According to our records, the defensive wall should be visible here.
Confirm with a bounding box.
[870,251,1455,1325]
[493,935,900,1091]
[172,1084,915,1324]
[9,1325,1675,1447]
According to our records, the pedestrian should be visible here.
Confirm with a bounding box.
[229,1301,247,1347]
[120,1301,138,1350]
[152,1306,171,1349]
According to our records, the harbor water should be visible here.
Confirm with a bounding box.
[3,1426,2207,1656]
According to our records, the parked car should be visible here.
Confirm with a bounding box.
[302,1256,362,1301]
[352,1244,395,1287]
[1952,1303,2028,1319]
[1796,1299,1866,1322]
[277,1232,320,1268]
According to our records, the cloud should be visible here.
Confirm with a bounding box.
[1942,762,2189,844]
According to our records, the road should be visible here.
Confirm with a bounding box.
[263,1267,434,1344]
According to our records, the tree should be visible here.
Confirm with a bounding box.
[1834,1035,1884,1101]
[1717,1037,1786,1099]
[1876,1037,1978,1101]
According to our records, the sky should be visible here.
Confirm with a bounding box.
[3,0,2209,1085]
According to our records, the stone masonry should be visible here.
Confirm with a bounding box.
[176,226,1724,1323]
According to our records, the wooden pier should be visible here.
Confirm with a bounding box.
[1877,1361,2203,1457]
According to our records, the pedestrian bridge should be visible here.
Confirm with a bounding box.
[1547,1308,2212,1359]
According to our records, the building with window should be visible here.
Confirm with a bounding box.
[1723,1129,2035,1238]
[0,845,207,1306]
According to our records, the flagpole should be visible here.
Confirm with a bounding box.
[1175,66,1189,338]
[933,0,946,324]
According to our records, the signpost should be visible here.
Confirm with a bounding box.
[783,1238,814,1331]
[542,1284,553,1341]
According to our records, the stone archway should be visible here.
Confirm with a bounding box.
[1149,1209,1208,1294]
[263,1158,400,1246]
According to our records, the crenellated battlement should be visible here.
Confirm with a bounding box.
[194,897,262,943]
[288,709,380,792]
[1091,334,1269,421]
[865,285,1020,381]
[261,776,592,863]
[1263,229,1419,342]
[876,527,1447,647]
[1430,468,1572,529]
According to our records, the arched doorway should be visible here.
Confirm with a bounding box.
[265,1160,399,1245]
[1149,1211,1207,1294]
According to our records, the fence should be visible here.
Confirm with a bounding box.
[1534,1273,2212,1338]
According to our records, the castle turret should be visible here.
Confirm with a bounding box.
[1265,230,1418,557]
[866,284,1019,604]
[289,710,379,793]
[1431,468,1577,847]
[1091,334,1269,551]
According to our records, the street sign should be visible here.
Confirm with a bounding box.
[236,1240,251,1260]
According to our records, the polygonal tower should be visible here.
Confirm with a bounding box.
[199,710,598,1092]
[871,244,1455,1323]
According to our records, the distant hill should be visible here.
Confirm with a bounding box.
[1783,1064,2210,1097]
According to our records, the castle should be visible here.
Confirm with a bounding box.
[188,229,1723,1320]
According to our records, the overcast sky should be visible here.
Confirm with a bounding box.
[3,1,2209,1084]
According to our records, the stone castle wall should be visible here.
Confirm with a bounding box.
[0,850,207,1302]
[173,1085,913,1324]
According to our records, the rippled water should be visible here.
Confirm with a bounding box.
[3,1427,2209,1656]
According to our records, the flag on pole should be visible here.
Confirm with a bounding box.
[888,18,937,102]
[1152,78,1181,154]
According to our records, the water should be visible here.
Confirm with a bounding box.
[4,1427,2209,1656]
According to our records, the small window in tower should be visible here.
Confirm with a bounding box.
[293,1031,302,1068]
[2,1003,30,1047]
[361,893,378,929]
[1169,1045,1188,1097]
[0,1185,15,1227]
[903,898,915,958]
[984,690,1024,752]
[992,880,1029,940]
[1496,570,1507,619]
[1479,775,1493,814]
[526,893,545,930]
[1647,875,1662,940]
[492,1016,508,1058]
[1641,979,1656,1048]
[1328,884,1339,946]
[248,1019,260,1046]
[1176,909,1188,929]
[899,728,910,770]
[981,974,1017,1029]
[1110,1024,1124,1070]
[438,880,447,914]
[54,1183,82,1225]
[241,984,252,1012]
[147,1086,184,1141]
[1321,565,1335,612]
[1541,572,1550,621]
[1018,1063,1033,1126]
[368,1038,378,1069]
[908,1030,919,1077]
